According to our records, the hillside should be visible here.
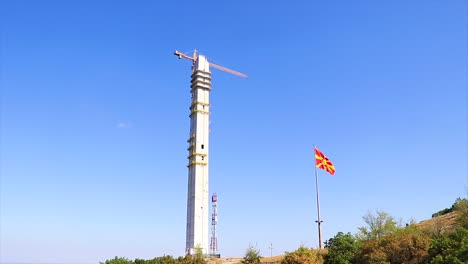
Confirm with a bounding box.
[207,210,463,264]
[416,210,461,233]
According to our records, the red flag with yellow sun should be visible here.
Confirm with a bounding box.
[314,147,335,176]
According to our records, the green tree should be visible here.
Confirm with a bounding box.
[324,232,360,264]
[241,245,262,264]
[282,246,323,264]
[100,257,134,264]
[427,227,468,264]
[356,210,401,240]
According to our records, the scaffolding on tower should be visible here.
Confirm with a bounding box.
[210,193,220,257]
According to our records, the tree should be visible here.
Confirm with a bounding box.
[356,210,401,240]
[241,245,262,264]
[282,246,323,264]
[324,232,360,264]
[427,227,468,264]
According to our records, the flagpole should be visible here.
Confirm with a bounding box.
[314,146,323,250]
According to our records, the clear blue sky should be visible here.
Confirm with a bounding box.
[1,0,466,263]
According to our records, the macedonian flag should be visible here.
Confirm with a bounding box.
[315,147,335,175]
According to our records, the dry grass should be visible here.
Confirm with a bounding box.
[416,211,460,234]
[260,255,284,263]
[206,257,242,264]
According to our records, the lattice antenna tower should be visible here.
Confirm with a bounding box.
[210,193,218,256]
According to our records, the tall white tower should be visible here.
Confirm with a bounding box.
[174,50,246,256]
[186,55,211,255]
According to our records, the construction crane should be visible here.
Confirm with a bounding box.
[174,50,248,78]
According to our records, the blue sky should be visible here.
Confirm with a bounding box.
[1,0,466,263]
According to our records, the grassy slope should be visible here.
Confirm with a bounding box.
[416,210,461,233]
[207,211,463,264]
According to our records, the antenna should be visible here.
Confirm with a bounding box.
[210,193,219,257]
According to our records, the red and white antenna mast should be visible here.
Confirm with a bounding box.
[210,193,219,256]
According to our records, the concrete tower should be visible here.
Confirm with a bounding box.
[175,49,246,256]
[186,55,211,255]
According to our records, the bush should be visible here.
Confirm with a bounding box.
[432,208,452,218]
[432,198,468,218]
[355,227,430,264]
[282,246,323,264]
[241,245,262,264]
[457,208,468,229]
[453,198,468,229]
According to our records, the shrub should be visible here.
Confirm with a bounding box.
[241,245,262,264]
[282,246,323,264]
[432,198,468,218]
[355,227,430,264]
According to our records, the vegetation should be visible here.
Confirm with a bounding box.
[453,198,468,229]
[100,257,134,264]
[100,198,468,264]
[321,198,467,264]
[356,210,401,240]
[427,227,468,264]
[431,197,468,218]
[282,246,323,264]
[100,255,206,264]
[324,232,359,264]
[241,245,262,264]
[355,226,431,264]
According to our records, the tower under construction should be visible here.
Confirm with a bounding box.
[174,50,246,255]
[185,55,210,255]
